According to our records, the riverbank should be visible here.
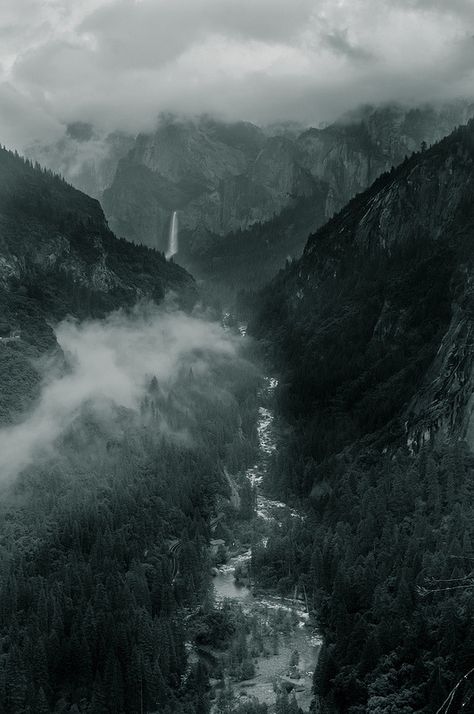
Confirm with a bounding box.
[210,375,322,712]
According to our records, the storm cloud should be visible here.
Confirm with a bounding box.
[1,0,474,147]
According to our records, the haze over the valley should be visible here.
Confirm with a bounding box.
[1,0,474,149]
[0,302,248,482]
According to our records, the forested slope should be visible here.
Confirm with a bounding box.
[0,146,195,423]
[255,121,474,466]
[252,122,474,712]
[0,148,262,714]
[0,350,259,714]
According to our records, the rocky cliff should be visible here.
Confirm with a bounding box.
[254,120,474,460]
[101,116,315,251]
[100,103,474,285]
[298,102,474,217]
[27,103,474,289]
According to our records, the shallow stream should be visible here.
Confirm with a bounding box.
[213,372,321,711]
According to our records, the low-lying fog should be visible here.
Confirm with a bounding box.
[0,303,248,482]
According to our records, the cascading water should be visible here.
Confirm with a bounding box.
[166,211,178,259]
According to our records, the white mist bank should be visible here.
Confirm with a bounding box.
[0,304,242,482]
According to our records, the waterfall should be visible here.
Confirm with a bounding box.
[166,211,178,259]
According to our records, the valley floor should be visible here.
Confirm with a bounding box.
[211,376,322,712]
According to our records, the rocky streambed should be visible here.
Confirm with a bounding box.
[212,375,322,711]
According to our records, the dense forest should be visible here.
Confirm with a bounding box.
[251,122,474,711]
[0,316,261,713]
[253,444,474,712]
[0,147,266,713]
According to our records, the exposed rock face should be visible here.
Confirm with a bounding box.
[100,103,474,270]
[27,103,474,285]
[298,102,474,219]
[102,117,316,251]
[104,105,471,246]
[407,294,474,450]
[254,120,474,455]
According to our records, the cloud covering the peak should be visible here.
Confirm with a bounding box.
[1,0,474,147]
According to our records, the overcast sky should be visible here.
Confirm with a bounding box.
[1,0,474,148]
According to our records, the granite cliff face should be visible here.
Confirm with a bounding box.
[99,103,474,282]
[297,102,474,219]
[101,117,319,252]
[254,120,474,457]
[27,103,474,288]
[26,122,135,200]
[406,281,473,450]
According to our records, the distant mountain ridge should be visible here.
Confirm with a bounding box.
[102,103,474,252]
[25,102,474,290]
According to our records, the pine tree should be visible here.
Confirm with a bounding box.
[35,687,50,714]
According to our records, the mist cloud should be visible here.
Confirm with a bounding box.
[0,304,243,482]
[1,0,474,148]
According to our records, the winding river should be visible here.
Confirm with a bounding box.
[213,367,322,711]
